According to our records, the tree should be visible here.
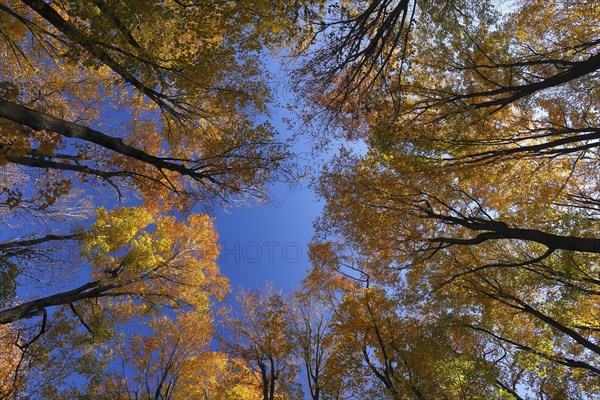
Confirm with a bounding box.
[311,147,600,397]
[0,0,312,213]
[185,352,263,400]
[301,0,600,396]
[0,206,227,325]
[0,206,230,398]
[289,290,355,400]
[71,311,217,400]
[0,0,307,394]
[294,0,417,114]
[221,287,302,400]
[306,247,509,399]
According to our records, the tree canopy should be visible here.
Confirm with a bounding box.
[302,0,600,398]
[1,0,599,398]
[0,0,302,396]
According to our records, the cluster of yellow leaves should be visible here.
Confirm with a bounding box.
[82,206,228,311]
[0,324,22,398]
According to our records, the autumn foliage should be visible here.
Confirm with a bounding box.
[1,0,599,398]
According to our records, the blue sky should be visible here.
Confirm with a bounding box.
[212,60,368,296]
[213,60,327,295]
[213,79,327,292]
[214,174,322,292]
